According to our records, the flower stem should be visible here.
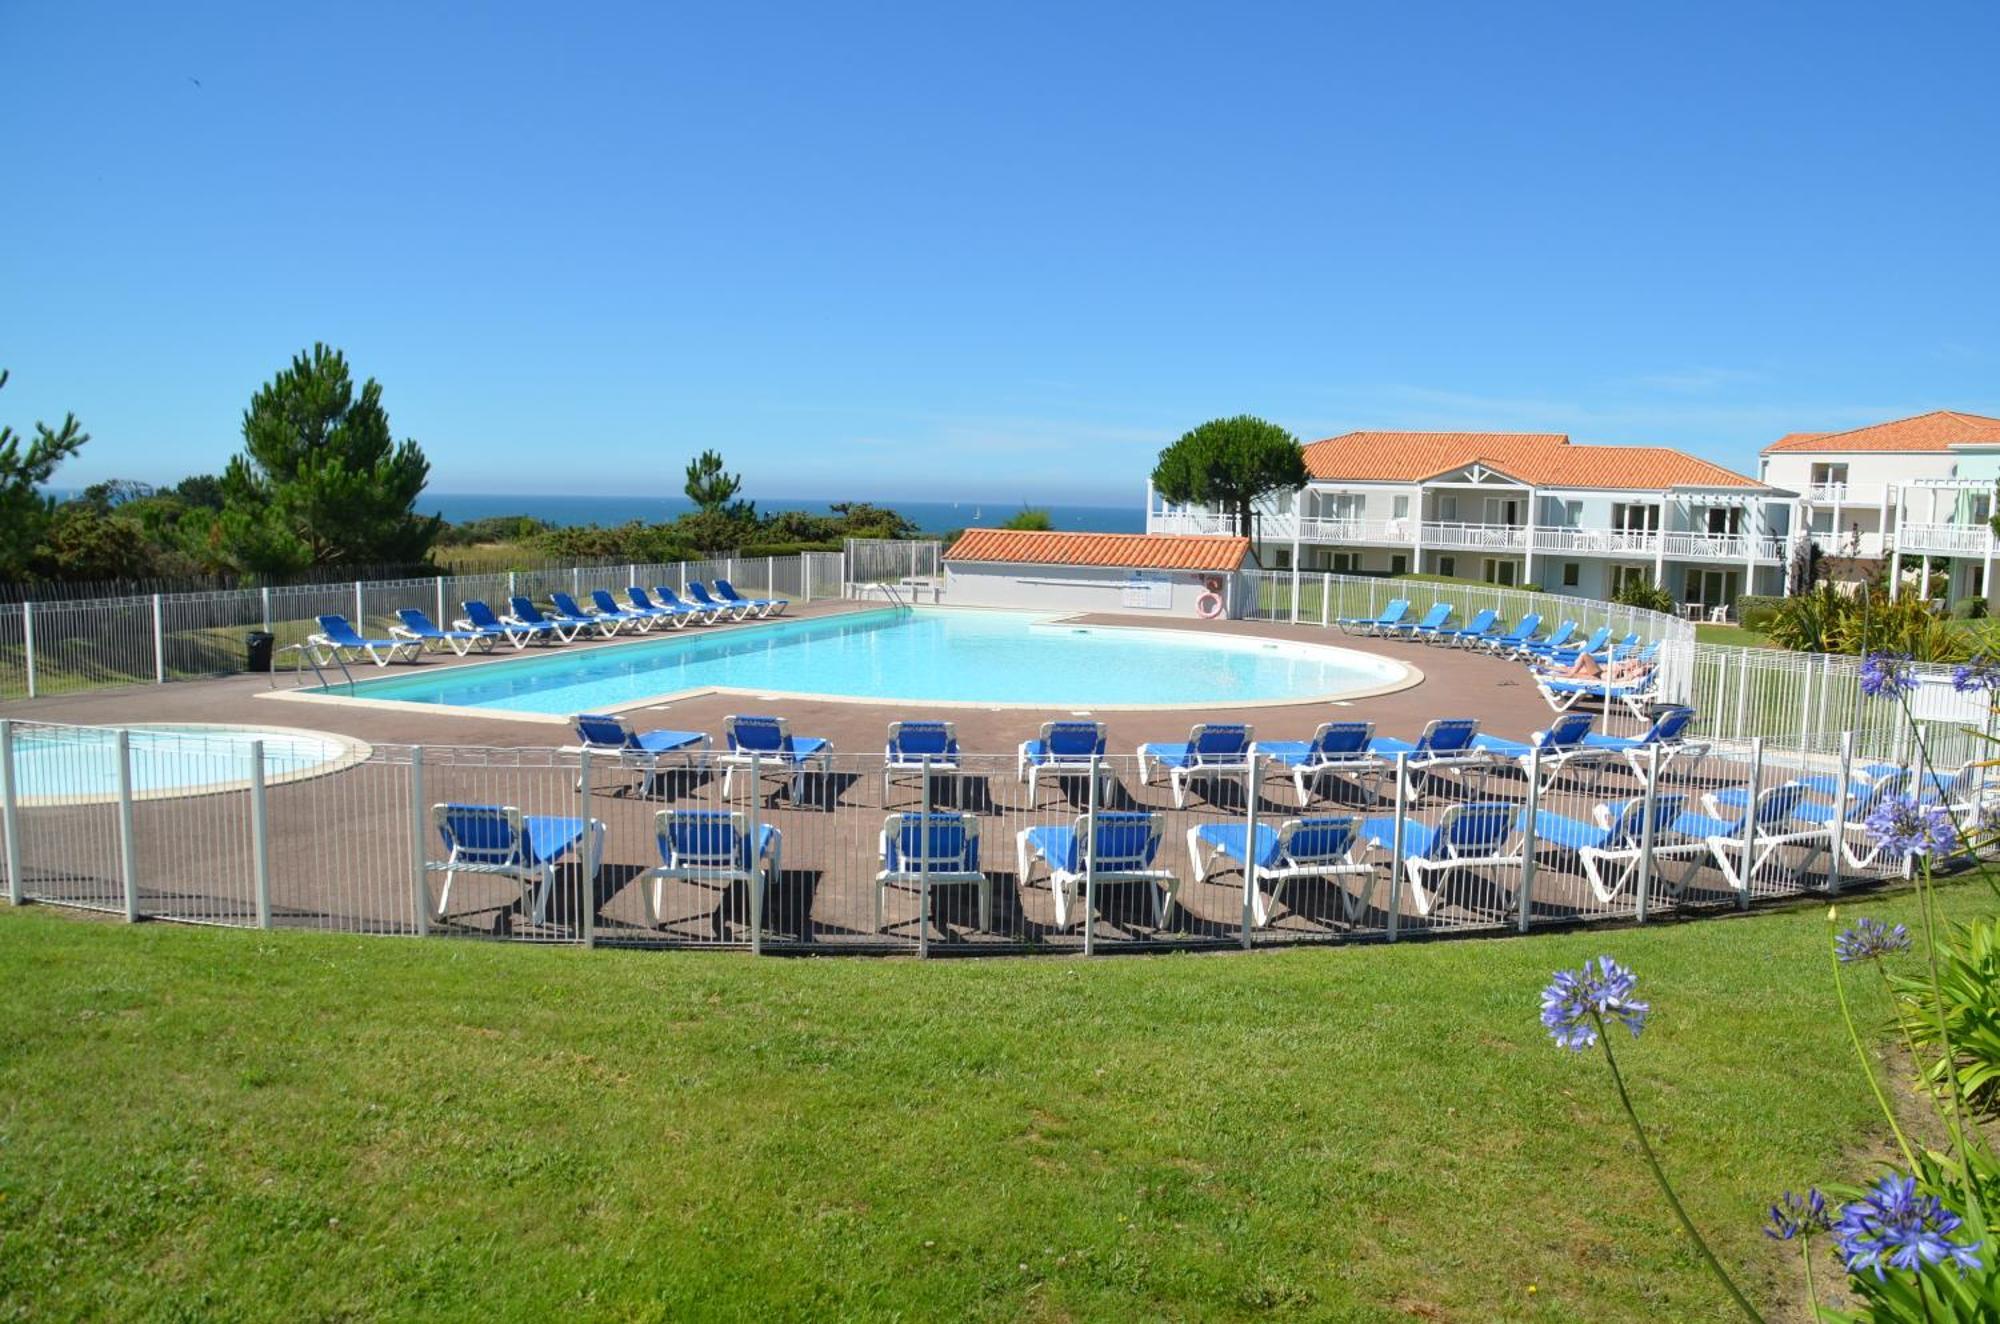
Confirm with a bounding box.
[1799,1240,1817,1320]
[1830,928,1919,1171]
[1592,1010,1766,1324]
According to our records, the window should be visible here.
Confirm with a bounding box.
[1438,555,1457,578]
[1389,554,1408,575]
[1562,562,1579,588]
[1272,549,1292,569]
[1482,558,1518,586]
[1613,565,1651,593]
[1332,552,1356,573]
[1612,502,1660,532]
[1437,496,1459,522]
[1563,500,1582,527]
[1973,566,1987,599]
[1483,497,1524,527]
[1392,495,1411,520]
[1810,462,1849,489]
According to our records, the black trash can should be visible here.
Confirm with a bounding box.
[245,631,276,673]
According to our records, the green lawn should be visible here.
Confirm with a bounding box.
[1,884,1991,1321]
[1694,623,1777,649]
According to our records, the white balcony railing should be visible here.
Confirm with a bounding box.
[1421,521,1528,551]
[1801,482,1890,505]
[1146,511,1241,537]
[1660,532,1788,561]
[1895,523,1993,556]
[1531,528,1660,556]
[1810,531,1889,559]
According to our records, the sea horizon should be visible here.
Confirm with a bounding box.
[421,491,1146,534]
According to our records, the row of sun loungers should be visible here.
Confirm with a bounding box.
[421,705,1978,937]
[306,580,788,667]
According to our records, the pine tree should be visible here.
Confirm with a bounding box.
[0,369,90,580]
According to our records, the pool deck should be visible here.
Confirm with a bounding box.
[1,599,1567,752]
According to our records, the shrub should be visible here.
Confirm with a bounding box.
[1893,916,2000,1115]
[1736,594,1783,632]
[1609,578,1677,614]
[1951,596,1989,620]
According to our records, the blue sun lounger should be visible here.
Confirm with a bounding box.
[1016,720,1112,802]
[1517,619,1578,659]
[1431,607,1499,648]
[1383,602,1453,641]
[427,803,604,927]
[310,614,423,667]
[1521,794,1702,903]
[643,809,782,935]
[1711,769,1913,872]
[392,607,500,657]
[719,714,835,803]
[875,811,989,933]
[655,585,726,625]
[1137,722,1254,808]
[1531,625,1613,666]
[1187,814,1373,926]
[567,713,711,797]
[1359,802,1523,917]
[547,590,629,636]
[716,578,787,617]
[1256,721,1379,806]
[583,589,651,632]
[1671,783,1828,892]
[1537,665,1661,718]
[459,599,558,648]
[1368,717,1489,801]
[1479,613,1543,656]
[883,720,961,805]
[509,595,591,643]
[1577,704,1705,782]
[685,582,751,621]
[625,585,698,628]
[1336,598,1410,636]
[1470,711,1607,788]
[1015,810,1177,930]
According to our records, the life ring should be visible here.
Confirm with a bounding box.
[1196,591,1224,619]
[1201,575,1224,593]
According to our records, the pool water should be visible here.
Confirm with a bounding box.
[11,724,358,801]
[332,608,1412,712]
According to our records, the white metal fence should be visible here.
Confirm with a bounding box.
[1,716,1981,953]
[0,550,852,700]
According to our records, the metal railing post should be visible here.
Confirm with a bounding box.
[1635,745,1661,923]
[1828,730,1853,896]
[1320,572,1331,627]
[435,577,445,625]
[746,752,764,955]
[151,594,165,683]
[261,585,272,633]
[1083,753,1099,957]
[1518,745,1541,932]
[250,740,271,928]
[1738,738,1763,908]
[918,754,932,959]
[353,581,364,626]
[577,748,596,947]
[1241,752,1258,948]
[1,721,21,905]
[410,747,430,936]
[21,602,34,699]
[1386,753,1408,941]
[117,728,139,921]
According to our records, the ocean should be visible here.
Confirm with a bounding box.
[422,493,1145,534]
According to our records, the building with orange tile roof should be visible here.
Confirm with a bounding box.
[1758,410,2000,603]
[1148,429,1793,611]
[944,528,1253,617]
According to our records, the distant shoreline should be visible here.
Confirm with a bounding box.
[421,492,1146,534]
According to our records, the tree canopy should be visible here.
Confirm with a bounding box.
[684,449,743,513]
[219,345,441,572]
[1150,415,1306,537]
[0,369,90,580]
[1001,506,1053,531]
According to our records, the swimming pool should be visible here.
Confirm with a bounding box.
[324,608,1416,713]
[10,723,368,804]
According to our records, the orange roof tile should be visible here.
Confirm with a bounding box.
[1761,411,2000,455]
[1301,431,1767,489]
[946,529,1251,573]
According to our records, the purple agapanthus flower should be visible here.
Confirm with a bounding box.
[1835,917,1913,964]
[1952,654,2000,695]
[1834,1174,1984,1279]
[1765,1188,1832,1241]
[1540,956,1648,1051]
[1864,795,1958,858]
[1859,652,1918,700]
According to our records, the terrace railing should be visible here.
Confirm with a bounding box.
[2,717,1971,954]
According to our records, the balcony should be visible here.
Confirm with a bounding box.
[1659,532,1787,561]
[1422,521,1527,551]
[1147,511,1242,537]
[1810,530,1889,559]
[1532,527,1660,557]
[1298,516,1410,544]
[1802,482,1889,505]
[1895,523,1994,556]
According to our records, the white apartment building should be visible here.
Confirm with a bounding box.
[1760,410,2000,604]
[1147,431,1793,612]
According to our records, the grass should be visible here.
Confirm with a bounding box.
[2,881,1993,1321]
[1695,623,1777,649]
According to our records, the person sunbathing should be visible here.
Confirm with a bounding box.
[1543,652,1653,683]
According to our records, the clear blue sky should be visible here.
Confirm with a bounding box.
[6,2,1998,507]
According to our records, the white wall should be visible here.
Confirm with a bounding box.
[944,563,1235,618]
